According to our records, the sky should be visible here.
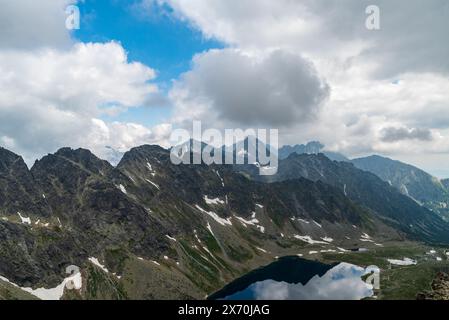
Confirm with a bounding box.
[1,0,449,177]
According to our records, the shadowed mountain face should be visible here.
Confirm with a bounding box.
[0,147,52,218]
[252,153,449,244]
[351,155,449,220]
[0,147,170,289]
[0,145,404,299]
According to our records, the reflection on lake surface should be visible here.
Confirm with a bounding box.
[210,257,374,300]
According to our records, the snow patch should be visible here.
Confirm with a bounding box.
[360,233,375,243]
[88,257,109,273]
[206,222,215,237]
[196,205,232,226]
[166,235,177,242]
[387,258,417,266]
[312,220,322,228]
[118,184,127,194]
[256,247,267,253]
[204,196,225,205]
[215,170,225,187]
[0,269,82,300]
[17,212,31,225]
[194,229,202,243]
[146,179,160,190]
[294,235,329,245]
[235,213,265,233]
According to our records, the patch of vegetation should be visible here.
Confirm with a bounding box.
[203,232,222,254]
[380,262,449,300]
[322,243,449,300]
[104,247,129,274]
[226,244,253,263]
[179,240,222,291]
[84,265,128,300]
[0,280,39,300]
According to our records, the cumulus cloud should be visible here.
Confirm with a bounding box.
[87,120,172,162]
[170,49,329,127]
[161,0,449,77]
[148,0,449,176]
[0,0,75,49]
[3,0,449,176]
[0,41,165,164]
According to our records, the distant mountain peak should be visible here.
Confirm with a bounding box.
[278,141,348,162]
[0,146,24,170]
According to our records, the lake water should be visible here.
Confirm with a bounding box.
[209,256,374,300]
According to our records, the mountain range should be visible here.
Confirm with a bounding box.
[1,141,449,300]
[276,142,449,221]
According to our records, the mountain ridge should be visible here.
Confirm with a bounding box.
[0,144,403,299]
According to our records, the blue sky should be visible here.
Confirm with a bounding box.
[74,0,223,127]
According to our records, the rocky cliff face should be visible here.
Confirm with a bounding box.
[0,147,51,219]
[417,272,449,300]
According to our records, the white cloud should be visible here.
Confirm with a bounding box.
[161,0,449,76]
[0,0,174,165]
[89,119,172,157]
[0,0,76,49]
[156,0,449,176]
[2,0,449,177]
[0,41,166,164]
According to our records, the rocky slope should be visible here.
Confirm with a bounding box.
[250,153,449,244]
[352,155,449,220]
[0,145,445,300]
[0,146,401,299]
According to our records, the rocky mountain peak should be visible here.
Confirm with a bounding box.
[118,144,169,167]
[0,147,27,173]
[32,147,113,178]
[0,146,51,218]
